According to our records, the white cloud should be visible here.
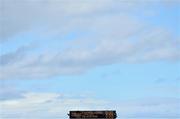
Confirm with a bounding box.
[0,92,179,119]
[0,0,179,79]
[0,92,109,119]
[0,27,179,79]
[0,0,115,41]
[1,0,177,41]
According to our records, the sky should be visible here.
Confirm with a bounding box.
[0,0,180,119]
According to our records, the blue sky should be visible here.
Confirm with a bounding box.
[0,0,180,119]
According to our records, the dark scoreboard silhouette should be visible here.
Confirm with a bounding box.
[68,110,117,119]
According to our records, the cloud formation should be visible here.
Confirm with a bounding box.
[1,0,179,41]
[0,28,179,79]
[0,92,179,119]
[0,92,108,119]
[0,0,179,79]
[0,0,115,41]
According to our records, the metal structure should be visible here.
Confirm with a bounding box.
[68,110,117,119]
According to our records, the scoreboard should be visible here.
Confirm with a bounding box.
[68,110,117,118]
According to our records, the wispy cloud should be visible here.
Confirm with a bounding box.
[0,92,179,119]
[0,0,114,41]
[1,0,179,41]
[0,92,108,119]
[1,0,179,79]
[1,28,179,79]
[0,1,179,119]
